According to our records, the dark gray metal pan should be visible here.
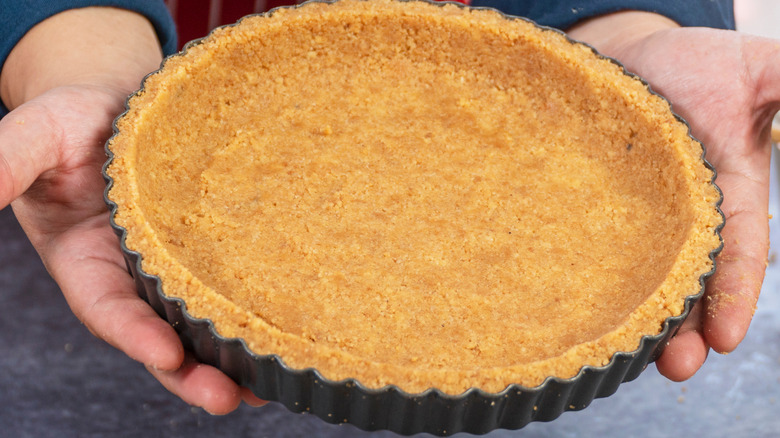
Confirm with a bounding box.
[102,1,725,435]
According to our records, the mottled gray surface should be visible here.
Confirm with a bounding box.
[2,160,780,438]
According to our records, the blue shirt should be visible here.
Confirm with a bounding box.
[473,0,735,30]
[0,0,175,116]
[0,0,734,116]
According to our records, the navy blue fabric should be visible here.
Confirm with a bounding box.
[0,0,176,116]
[474,0,735,30]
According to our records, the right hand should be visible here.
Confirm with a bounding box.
[0,7,265,414]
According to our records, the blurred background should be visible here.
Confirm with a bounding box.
[1,1,779,437]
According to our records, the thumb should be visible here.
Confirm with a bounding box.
[0,101,61,208]
[700,34,780,354]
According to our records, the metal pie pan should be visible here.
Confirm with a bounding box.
[102,1,725,435]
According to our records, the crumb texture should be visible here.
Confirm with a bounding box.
[108,0,722,393]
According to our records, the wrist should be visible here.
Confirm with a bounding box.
[0,7,163,110]
[566,11,680,59]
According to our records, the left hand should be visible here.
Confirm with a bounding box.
[569,12,779,381]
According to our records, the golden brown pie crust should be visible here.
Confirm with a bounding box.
[107,0,722,394]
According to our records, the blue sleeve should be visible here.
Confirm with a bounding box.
[0,0,177,116]
[472,0,735,30]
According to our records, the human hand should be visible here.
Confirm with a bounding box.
[569,12,777,380]
[0,7,264,414]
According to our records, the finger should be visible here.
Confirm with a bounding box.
[147,353,243,415]
[43,213,184,371]
[655,330,709,381]
[0,102,61,208]
[681,32,776,354]
[655,303,709,381]
[241,387,269,408]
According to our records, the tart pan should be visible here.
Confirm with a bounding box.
[102,1,725,435]
[104,234,720,435]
